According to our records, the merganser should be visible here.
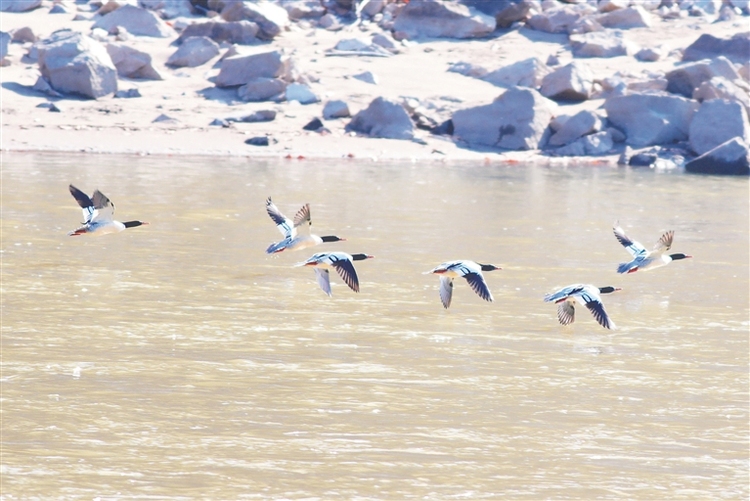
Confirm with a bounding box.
[613,222,692,274]
[543,284,621,329]
[295,252,374,296]
[67,185,148,236]
[425,260,501,309]
[265,197,345,254]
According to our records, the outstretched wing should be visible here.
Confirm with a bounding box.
[313,268,332,297]
[331,259,360,293]
[557,300,575,325]
[266,197,295,239]
[652,230,674,254]
[90,190,115,222]
[293,203,312,231]
[69,185,95,223]
[585,300,615,329]
[463,272,493,303]
[613,222,646,258]
[439,276,453,309]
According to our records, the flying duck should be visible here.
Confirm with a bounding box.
[295,252,374,296]
[613,222,691,274]
[67,185,148,236]
[544,284,621,329]
[425,260,501,309]
[265,197,345,254]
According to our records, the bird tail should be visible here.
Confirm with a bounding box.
[266,242,283,254]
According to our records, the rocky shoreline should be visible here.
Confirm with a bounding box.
[1,0,748,174]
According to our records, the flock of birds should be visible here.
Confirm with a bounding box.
[66,185,693,330]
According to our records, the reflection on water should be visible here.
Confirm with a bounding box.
[2,153,748,499]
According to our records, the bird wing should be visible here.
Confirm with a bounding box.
[439,276,453,309]
[613,223,646,257]
[313,268,332,297]
[293,203,312,231]
[652,230,674,254]
[578,286,615,329]
[544,285,581,303]
[557,300,575,325]
[331,259,360,293]
[90,190,115,222]
[69,184,96,223]
[463,272,493,302]
[266,197,295,239]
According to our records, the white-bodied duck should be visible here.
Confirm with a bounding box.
[613,222,691,274]
[67,185,148,236]
[296,252,374,296]
[265,197,345,254]
[425,260,501,309]
[544,284,621,330]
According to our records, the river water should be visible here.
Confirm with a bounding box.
[2,152,748,499]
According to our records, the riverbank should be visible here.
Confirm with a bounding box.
[1,1,748,166]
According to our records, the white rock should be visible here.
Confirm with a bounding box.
[392,0,496,39]
[570,30,635,58]
[323,100,350,119]
[548,109,602,146]
[237,77,286,102]
[685,137,749,175]
[166,36,220,67]
[346,97,414,139]
[604,93,698,146]
[596,6,652,28]
[689,99,750,156]
[107,42,162,79]
[92,4,174,37]
[540,61,594,101]
[285,83,319,104]
[353,71,378,85]
[216,50,292,87]
[482,57,552,89]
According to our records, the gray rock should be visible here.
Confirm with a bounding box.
[689,99,750,156]
[634,46,663,62]
[37,31,117,99]
[682,32,750,65]
[0,32,9,60]
[317,13,342,31]
[596,6,652,28]
[237,77,286,102]
[693,76,750,116]
[481,57,551,88]
[245,136,270,146]
[452,87,557,150]
[215,50,292,87]
[448,61,488,78]
[606,126,627,143]
[463,0,533,28]
[240,110,276,122]
[167,36,219,67]
[0,0,41,12]
[114,88,141,98]
[540,61,593,101]
[685,137,749,176]
[629,151,658,167]
[346,97,414,140]
[11,27,37,43]
[284,0,326,19]
[303,117,324,131]
[330,38,392,56]
[92,5,174,37]
[570,30,634,58]
[107,43,162,80]
[285,83,319,104]
[323,100,350,119]
[49,3,74,13]
[153,113,177,123]
[353,71,378,84]
[598,0,628,13]
[553,130,613,156]
[568,17,604,35]
[527,7,581,33]
[210,118,230,127]
[392,0,496,39]
[604,93,698,146]
[666,57,741,98]
[548,110,602,146]
[220,1,289,40]
[371,33,399,53]
[177,21,260,45]
[32,76,62,97]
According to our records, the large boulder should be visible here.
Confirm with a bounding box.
[604,93,698,146]
[177,20,259,45]
[527,6,581,34]
[570,30,635,58]
[346,97,414,140]
[666,57,741,98]
[215,50,292,87]
[92,5,174,37]
[548,110,602,146]
[552,130,614,156]
[685,137,749,176]
[451,87,557,150]
[693,77,750,117]
[0,0,41,12]
[688,99,750,156]
[481,57,551,89]
[167,36,219,67]
[220,1,289,39]
[540,62,593,101]
[37,31,117,99]
[107,43,162,79]
[461,0,534,28]
[682,33,750,65]
[392,0,496,39]
[237,77,286,102]
[596,6,652,29]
